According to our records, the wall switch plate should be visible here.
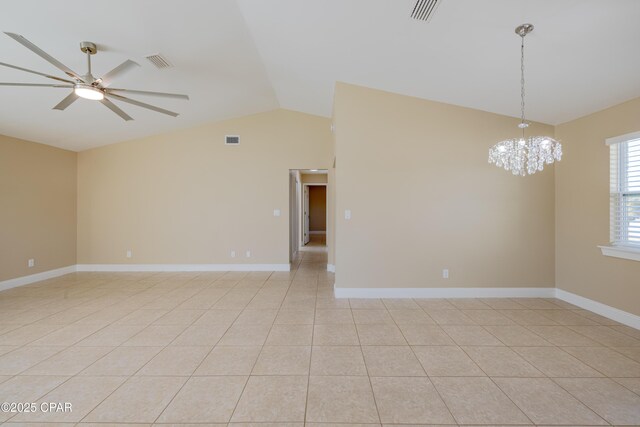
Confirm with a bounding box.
[273,209,281,217]
[28,258,35,268]
[246,250,251,258]
[126,250,132,258]
[345,209,352,220]
[231,251,236,258]
[442,269,449,279]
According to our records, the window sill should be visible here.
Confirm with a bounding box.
[599,245,640,262]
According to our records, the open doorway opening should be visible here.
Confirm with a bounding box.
[289,169,328,264]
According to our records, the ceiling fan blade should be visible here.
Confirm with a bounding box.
[0,61,74,84]
[105,88,189,100]
[99,60,139,87]
[0,82,72,87]
[52,92,78,111]
[101,98,133,121]
[4,32,84,81]
[108,93,179,117]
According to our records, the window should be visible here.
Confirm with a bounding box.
[601,131,640,261]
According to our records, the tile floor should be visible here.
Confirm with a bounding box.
[0,251,639,426]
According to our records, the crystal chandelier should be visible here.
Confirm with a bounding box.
[489,24,562,176]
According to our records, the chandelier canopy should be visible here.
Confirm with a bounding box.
[489,24,562,176]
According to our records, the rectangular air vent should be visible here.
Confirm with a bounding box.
[410,0,441,22]
[225,135,240,145]
[145,53,172,69]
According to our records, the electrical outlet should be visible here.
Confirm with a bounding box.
[246,250,251,258]
[442,269,449,279]
[273,209,281,217]
[230,251,236,258]
[126,250,132,258]
[345,209,352,220]
[28,258,35,268]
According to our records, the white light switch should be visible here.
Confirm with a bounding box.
[273,209,281,217]
[442,269,449,279]
[231,251,236,258]
[126,250,132,258]
[28,259,35,268]
[344,209,352,220]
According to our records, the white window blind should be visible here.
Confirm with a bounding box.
[609,134,640,247]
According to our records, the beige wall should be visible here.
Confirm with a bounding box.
[555,97,640,316]
[77,109,332,265]
[333,83,556,288]
[0,134,77,281]
[309,185,327,232]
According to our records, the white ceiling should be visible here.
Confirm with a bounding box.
[1,0,639,151]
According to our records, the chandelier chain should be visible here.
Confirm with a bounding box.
[520,34,526,138]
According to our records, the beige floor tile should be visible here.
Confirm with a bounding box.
[513,298,559,310]
[265,324,313,345]
[122,325,187,346]
[84,376,187,423]
[513,346,603,377]
[310,346,368,376]
[217,324,271,346]
[315,309,354,324]
[526,325,600,346]
[352,309,395,324]
[0,323,62,346]
[231,375,307,422]
[614,377,640,395]
[441,325,503,346]
[463,346,543,377]
[233,309,278,325]
[413,346,484,376]
[613,346,640,362]
[313,324,360,345]
[23,346,113,375]
[349,298,385,309]
[387,309,435,324]
[397,324,455,345]
[494,377,606,425]
[555,377,640,425]
[11,376,127,422]
[156,376,247,423]
[81,346,162,375]
[252,346,311,375]
[415,299,456,310]
[115,309,169,325]
[193,309,241,326]
[153,309,206,325]
[170,323,228,346]
[356,324,407,345]
[28,323,105,347]
[76,324,146,346]
[0,375,68,409]
[461,309,515,325]
[538,309,599,325]
[484,325,551,346]
[0,346,63,375]
[194,346,261,375]
[306,376,379,423]
[611,324,640,340]
[361,346,425,376]
[274,309,315,324]
[569,325,640,347]
[562,346,640,377]
[136,345,211,376]
[498,309,559,325]
[0,345,18,356]
[425,309,476,325]
[431,376,530,425]
[371,376,455,424]
[382,299,421,309]
[480,298,527,309]
[448,298,491,309]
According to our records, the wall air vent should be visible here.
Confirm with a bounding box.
[410,0,441,22]
[145,53,172,69]
[225,135,240,145]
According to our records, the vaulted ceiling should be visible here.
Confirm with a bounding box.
[1,0,639,151]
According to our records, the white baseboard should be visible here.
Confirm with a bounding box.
[76,264,291,272]
[327,264,335,272]
[0,265,76,292]
[334,285,555,299]
[555,288,640,329]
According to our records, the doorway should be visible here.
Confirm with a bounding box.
[289,169,328,264]
[303,183,327,249]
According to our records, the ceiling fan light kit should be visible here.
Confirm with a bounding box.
[0,32,189,120]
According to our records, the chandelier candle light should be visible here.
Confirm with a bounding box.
[488,24,562,176]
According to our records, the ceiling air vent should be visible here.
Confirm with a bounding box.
[145,53,172,69]
[410,0,441,22]
[225,135,240,145]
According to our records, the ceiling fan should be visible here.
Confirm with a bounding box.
[0,32,189,121]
